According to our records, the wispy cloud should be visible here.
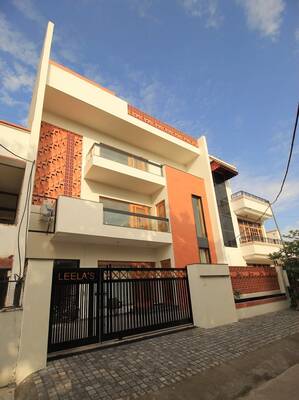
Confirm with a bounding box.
[12,0,45,24]
[295,27,299,42]
[0,12,38,66]
[178,0,222,28]
[237,0,285,39]
[0,59,34,92]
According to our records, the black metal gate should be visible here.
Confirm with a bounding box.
[48,267,193,353]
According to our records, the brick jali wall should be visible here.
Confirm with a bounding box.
[128,105,198,147]
[33,121,82,200]
[230,266,280,294]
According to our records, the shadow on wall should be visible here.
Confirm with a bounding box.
[0,309,22,387]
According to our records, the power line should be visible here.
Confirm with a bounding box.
[0,142,35,277]
[233,103,299,243]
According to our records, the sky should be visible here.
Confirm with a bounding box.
[0,0,298,234]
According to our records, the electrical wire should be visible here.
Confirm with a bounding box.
[232,103,299,243]
[0,142,35,277]
[0,143,33,163]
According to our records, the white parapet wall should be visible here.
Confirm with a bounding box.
[187,264,238,328]
[0,308,22,387]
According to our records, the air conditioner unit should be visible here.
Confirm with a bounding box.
[40,201,54,219]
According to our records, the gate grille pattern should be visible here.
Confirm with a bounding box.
[101,267,193,341]
[48,267,192,352]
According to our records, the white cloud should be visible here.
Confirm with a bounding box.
[237,0,285,39]
[178,0,222,28]
[12,0,45,24]
[232,170,299,214]
[0,12,38,66]
[0,60,34,92]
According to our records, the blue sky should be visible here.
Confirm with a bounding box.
[0,0,298,233]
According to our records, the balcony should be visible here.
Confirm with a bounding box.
[85,143,165,195]
[231,191,272,221]
[34,196,172,247]
[240,236,282,263]
[44,61,200,164]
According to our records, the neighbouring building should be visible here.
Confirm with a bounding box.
[0,22,288,388]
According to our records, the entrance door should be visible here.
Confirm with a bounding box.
[130,204,150,230]
[156,200,167,232]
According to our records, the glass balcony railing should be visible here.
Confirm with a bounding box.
[103,208,169,232]
[88,143,163,176]
[240,236,282,245]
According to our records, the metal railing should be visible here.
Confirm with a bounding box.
[240,236,283,245]
[88,143,163,176]
[29,194,57,233]
[0,278,23,309]
[231,191,269,204]
[103,208,170,232]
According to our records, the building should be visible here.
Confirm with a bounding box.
[0,22,287,387]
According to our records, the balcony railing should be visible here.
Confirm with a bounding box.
[232,191,269,204]
[240,236,283,245]
[88,143,163,176]
[103,208,170,232]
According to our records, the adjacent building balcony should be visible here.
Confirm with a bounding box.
[85,143,165,195]
[30,195,172,247]
[239,236,283,263]
[231,191,273,221]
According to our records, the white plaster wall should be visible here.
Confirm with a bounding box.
[0,123,32,276]
[224,181,247,266]
[0,309,22,387]
[46,64,199,158]
[236,299,289,320]
[16,259,53,384]
[27,232,166,266]
[187,264,238,328]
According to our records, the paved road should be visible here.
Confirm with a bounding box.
[16,310,299,400]
[241,364,299,400]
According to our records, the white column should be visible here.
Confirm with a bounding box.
[187,264,238,328]
[16,259,53,384]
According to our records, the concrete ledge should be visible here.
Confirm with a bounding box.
[237,299,290,319]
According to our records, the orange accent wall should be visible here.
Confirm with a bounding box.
[165,166,217,268]
[33,121,82,200]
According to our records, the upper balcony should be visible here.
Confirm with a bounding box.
[85,143,165,195]
[44,61,199,165]
[231,191,273,221]
[29,195,172,247]
[239,236,282,263]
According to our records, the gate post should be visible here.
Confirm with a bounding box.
[187,264,238,328]
[16,259,54,384]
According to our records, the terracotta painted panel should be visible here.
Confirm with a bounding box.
[128,105,198,147]
[33,121,82,200]
[165,166,217,268]
[230,266,280,294]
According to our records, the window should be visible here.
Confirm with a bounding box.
[238,219,263,242]
[213,172,237,247]
[0,162,25,224]
[192,195,211,264]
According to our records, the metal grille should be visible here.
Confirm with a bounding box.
[100,267,193,341]
[48,269,99,352]
[48,267,193,353]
